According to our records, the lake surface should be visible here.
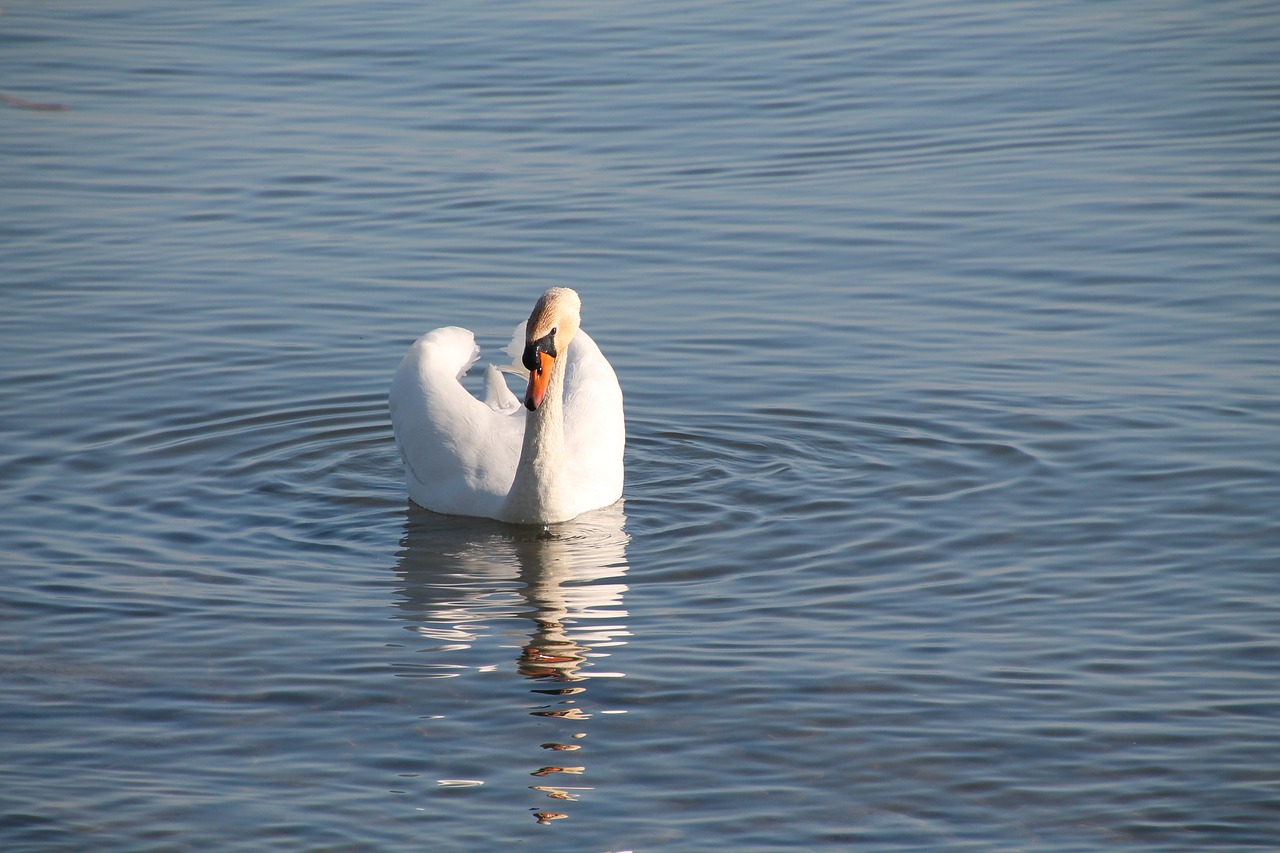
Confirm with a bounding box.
[3,1,1279,850]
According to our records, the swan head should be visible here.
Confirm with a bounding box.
[522,287,581,411]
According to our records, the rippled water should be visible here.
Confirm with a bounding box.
[3,1,1279,850]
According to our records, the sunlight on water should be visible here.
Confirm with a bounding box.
[2,0,1278,850]
[392,505,631,825]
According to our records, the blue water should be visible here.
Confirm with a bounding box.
[3,1,1279,850]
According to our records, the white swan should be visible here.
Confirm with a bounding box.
[389,287,624,524]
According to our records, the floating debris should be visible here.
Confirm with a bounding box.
[0,92,68,111]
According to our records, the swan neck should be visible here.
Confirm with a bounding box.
[503,357,569,523]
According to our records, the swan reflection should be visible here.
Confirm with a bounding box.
[392,501,630,823]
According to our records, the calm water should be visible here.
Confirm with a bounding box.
[3,1,1279,850]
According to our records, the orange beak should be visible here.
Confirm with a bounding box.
[524,351,556,411]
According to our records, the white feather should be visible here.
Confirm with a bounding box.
[389,295,624,523]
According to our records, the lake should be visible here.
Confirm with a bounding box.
[2,1,1278,850]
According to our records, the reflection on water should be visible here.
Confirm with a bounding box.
[392,502,630,825]
[4,0,1277,847]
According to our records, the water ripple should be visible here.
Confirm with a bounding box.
[3,0,1279,850]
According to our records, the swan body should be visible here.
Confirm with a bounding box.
[389,288,624,524]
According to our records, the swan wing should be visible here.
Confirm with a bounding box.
[484,364,522,413]
[562,329,625,513]
[389,326,523,517]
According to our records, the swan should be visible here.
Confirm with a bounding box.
[389,287,624,524]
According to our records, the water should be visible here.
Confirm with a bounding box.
[3,1,1279,850]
